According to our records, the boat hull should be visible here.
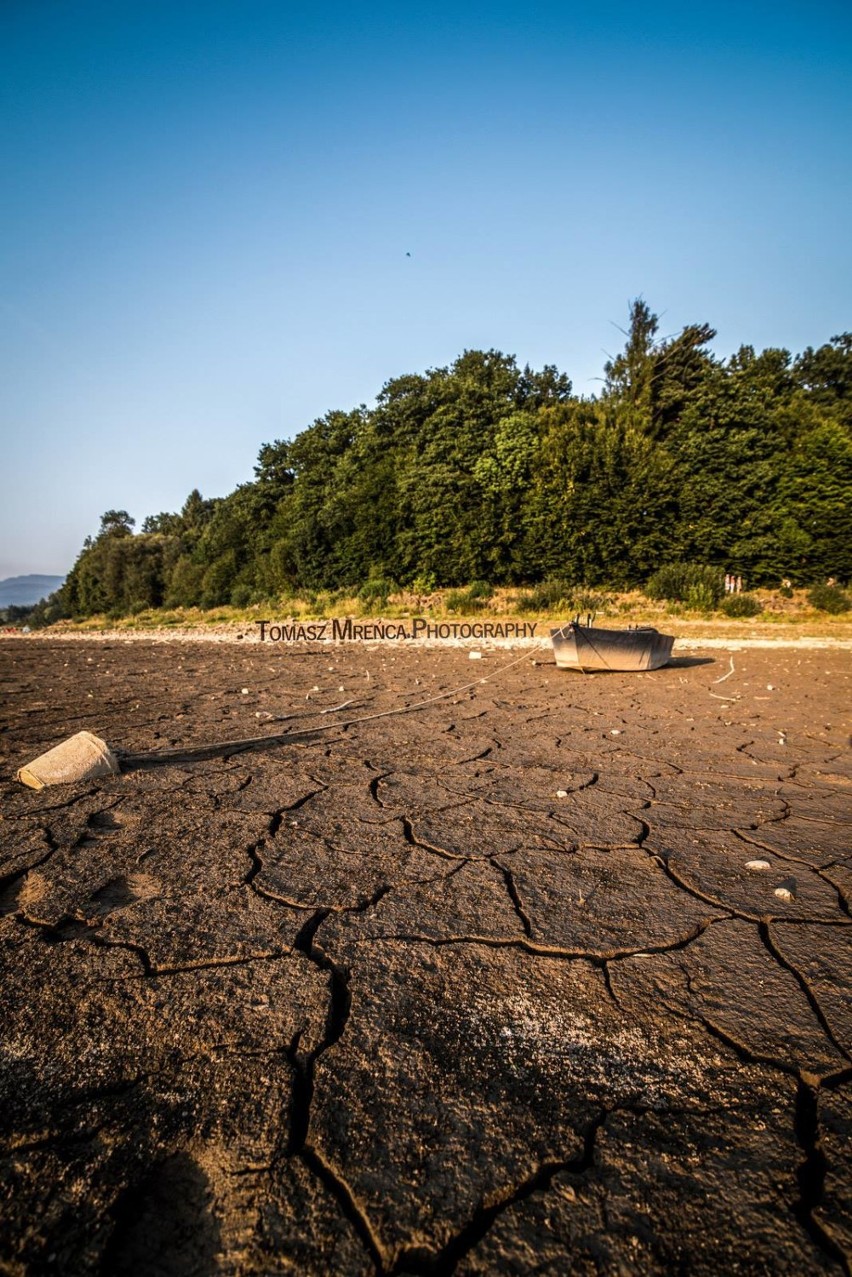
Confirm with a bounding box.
[550,624,674,672]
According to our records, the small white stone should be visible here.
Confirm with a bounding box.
[774,880,797,900]
[745,859,772,871]
[469,651,482,660]
[556,789,569,798]
[610,729,621,735]
[241,687,249,695]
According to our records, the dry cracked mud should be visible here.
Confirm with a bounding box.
[0,636,850,1275]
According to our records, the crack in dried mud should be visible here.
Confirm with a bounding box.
[2,638,850,1274]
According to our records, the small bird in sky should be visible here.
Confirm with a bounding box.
[405,251,411,257]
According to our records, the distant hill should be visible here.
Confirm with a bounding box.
[0,574,65,607]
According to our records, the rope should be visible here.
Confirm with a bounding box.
[120,649,535,766]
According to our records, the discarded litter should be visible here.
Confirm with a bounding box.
[16,731,121,791]
[15,651,535,787]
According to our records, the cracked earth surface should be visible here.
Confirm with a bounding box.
[0,638,850,1275]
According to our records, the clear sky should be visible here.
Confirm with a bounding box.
[2,0,850,578]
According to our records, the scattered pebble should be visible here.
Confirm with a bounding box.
[241,687,249,695]
[469,651,482,660]
[555,789,569,798]
[745,859,771,871]
[610,729,621,735]
[774,879,797,900]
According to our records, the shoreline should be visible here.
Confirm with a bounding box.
[5,625,852,651]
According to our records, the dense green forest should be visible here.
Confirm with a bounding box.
[55,302,852,619]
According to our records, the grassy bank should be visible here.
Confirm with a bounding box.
[21,586,852,641]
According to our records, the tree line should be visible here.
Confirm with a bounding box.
[55,301,852,619]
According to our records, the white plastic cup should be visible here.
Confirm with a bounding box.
[17,731,121,789]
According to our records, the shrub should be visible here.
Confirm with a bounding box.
[721,593,762,618]
[685,583,718,613]
[646,563,725,608]
[516,579,573,612]
[445,589,470,613]
[446,581,492,612]
[572,590,611,615]
[358,577,397,605]
[807,583,852,614]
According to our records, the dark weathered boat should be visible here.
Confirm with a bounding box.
[550,621,674,672]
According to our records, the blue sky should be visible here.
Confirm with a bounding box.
[2,0,850,578]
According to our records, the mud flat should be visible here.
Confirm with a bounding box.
[1,637,850,1275]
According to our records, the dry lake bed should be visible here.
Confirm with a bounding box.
[1,636,850,1275]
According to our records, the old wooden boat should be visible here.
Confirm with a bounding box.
[550,621,674,672]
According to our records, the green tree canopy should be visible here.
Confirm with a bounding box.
[57,303,852,619]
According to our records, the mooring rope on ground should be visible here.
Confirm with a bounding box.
[120,650,535,767]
